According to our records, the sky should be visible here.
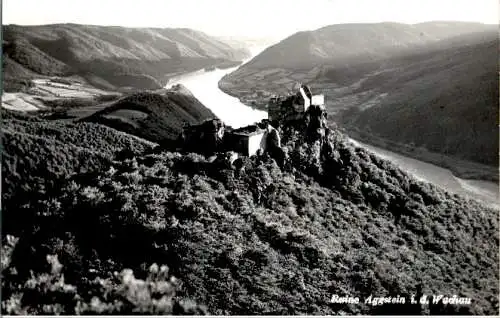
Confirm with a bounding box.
[2,0,498,39]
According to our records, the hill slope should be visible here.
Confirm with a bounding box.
[336,33,499,167]
[2,24,251,91]
[82,84,216,143]
[219,22,498,178]
[1,111,156,233]
[1,111,498,315]
[226,21,494,72]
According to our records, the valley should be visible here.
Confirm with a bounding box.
[164,54,499,208]
[220,22,499,182]
[2,24,250,92]
[1,20,499,316]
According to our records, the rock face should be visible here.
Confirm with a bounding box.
[304,105,328,142]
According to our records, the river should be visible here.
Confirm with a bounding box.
[166,49,499,210]
[166,48,268,128]
[349,139,499,209]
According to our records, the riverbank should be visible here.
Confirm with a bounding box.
[345,128,499,183]
[165,65,267,129]
[2,58,246,115]
[348,136,499,209]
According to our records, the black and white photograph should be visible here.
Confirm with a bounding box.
[1,0,499,315]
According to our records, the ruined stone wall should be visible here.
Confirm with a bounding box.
[248,132,267,156]
[268,99,282,122]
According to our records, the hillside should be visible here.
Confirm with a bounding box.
[82,85,216,144]
[1,109,499,315]
[1,110,157,232]
[218,22,498,179]
[219,22,497,105]
[336,33,499,167]
[2,24,251,91]
[225,21,494,72]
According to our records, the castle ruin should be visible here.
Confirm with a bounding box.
[268,84,325,124]
[180,84,326,162]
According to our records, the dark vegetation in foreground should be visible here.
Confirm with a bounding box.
[2,111,498,315]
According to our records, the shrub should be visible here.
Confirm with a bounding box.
[1,255,207,315]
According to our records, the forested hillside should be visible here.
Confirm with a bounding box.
[2,111,498,315]
[2,24,251,91]
[83,86,216,143]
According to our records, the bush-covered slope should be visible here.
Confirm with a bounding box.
[2,115,498,315]
[2,24,250,91]
[1,114,156,234]
[82,87,216,143]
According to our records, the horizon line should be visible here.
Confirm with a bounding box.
[3,19,498,29]
[3,20,498,40]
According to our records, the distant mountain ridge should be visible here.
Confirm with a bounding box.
[2,23,251,91]
[239,21,497,70]
[215,35,280,52]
